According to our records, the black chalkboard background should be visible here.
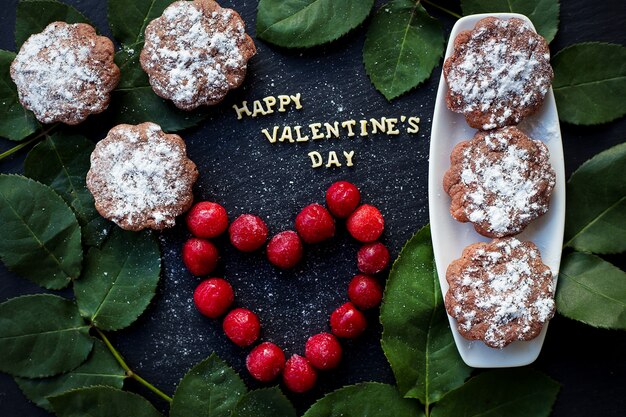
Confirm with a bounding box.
[1,1,625,416]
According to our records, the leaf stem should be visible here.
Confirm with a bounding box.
[95,328,173,403]
[0,124,58,161]
[421,0,462,19]
[95,328,132,373]
[130,372,173,404]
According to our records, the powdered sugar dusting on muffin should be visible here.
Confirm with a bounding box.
[462,131,536,232]
[446,238,555,348]
[87,122,198,231]
[444,127,556,237]
[444,17,553,130]
[10,22,119,125]
[140,0,256,110]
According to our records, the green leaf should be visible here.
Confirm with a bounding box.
[15,340,125,411]
[170,354,247,417]
[556,252,626,329]
[430,369,559,417]
[256,0,375,48]
[564,142,626,254]
[50,386,163,417]
[302,382,421,417]
[0,50,39,141]
[108,0,172,48]
[232,387,296,417]
[363,1,444,100]
[381,225,471,405]
[0,174,83,289]
[115,49,150,89]
[0,294,93,378]
[15,0,92,48]
[553,43,626,125]
[24,133,112,247]
[109,85,208,132]
[460,0,560,42]
[74,228,161,331]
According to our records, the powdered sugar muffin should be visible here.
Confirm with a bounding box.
[444,17,553,130]
[140,0,256,110]
[445,238,555,348]
[443,126,555,238]
[10,22,119,125]
[86,122,198,231]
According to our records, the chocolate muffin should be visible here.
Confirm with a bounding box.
[444,17,553,130]
[443,126,555,238]
[10,22,120,125]
[140,0,256,110]
[445,238,555,349]
[86,122,198,231]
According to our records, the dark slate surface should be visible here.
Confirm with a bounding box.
[1,0,625,416]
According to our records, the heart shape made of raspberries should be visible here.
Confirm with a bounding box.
[178,181,390,393]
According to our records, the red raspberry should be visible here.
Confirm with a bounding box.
[325,181,361,218]
[357,242,390,275]
[295,204,335,244]
[182,238,219,276]
[193,278,234,318]
[246,342,286,382]
[267,231,304,269]
[229,214,268,252]
[223,308,260,347]
[330,302,367,339]
[305,332,342,370]
[346,204,385,242]
[186,202,229,238]
[348,274,383,309]
[283,354,317,393]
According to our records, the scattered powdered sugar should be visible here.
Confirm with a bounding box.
[448,238,555,348]
[519,114,561,145]
[446,18,552,129]
[88,123,196,229]
[141,0,253,110]
[10,22,116,124]
[458,127,555,236]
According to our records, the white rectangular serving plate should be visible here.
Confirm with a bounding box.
[428,13,566,368]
